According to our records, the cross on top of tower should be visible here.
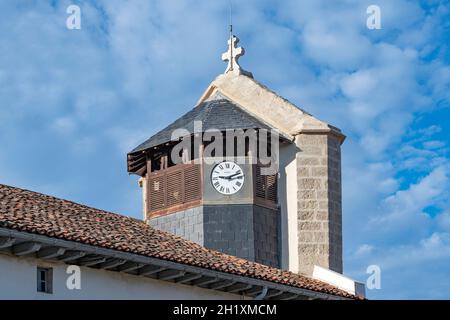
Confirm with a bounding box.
[222,35,245,74]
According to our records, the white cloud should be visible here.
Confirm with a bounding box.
[420,232,445,250]
[355,244,375,257]
[437,212,450,232]
[301,21,372,70]
[52,117,77,135]
[380,232,450,270]
[373,165,450,227]
[423,140,446,150]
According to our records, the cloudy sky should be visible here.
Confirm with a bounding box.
[0,0,449,299]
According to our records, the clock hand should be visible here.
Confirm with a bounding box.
[229,175,243,180]
[217,172,243,180]
[228,172,242,179]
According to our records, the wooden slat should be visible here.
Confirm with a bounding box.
[255,165,266,198]
[128,163,147,175]
[148,200,202,219]
[127,153,146,175]
[146,158,152,175]
[127,153,143,161]
[163,174,168,211]
[134,166,146,177]
[128,157,146,169]
[266,174,277,202]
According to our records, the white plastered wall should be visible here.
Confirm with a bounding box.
[278,142,299,273]
[0,252,244,300]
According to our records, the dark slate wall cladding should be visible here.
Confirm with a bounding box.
[203,205,256,262]
[253,206,280,268]
[203,204,279,268]
[148,207,204,245]
[148,205,280,268]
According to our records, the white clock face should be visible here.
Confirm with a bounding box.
[211,161,245,195]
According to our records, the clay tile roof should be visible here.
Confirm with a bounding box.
[0,183,357,299]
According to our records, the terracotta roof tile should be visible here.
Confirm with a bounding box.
[0,183,357,299]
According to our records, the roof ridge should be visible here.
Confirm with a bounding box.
[0,183,142,224]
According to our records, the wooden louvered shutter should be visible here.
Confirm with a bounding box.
[148,175,166,211]
[184,164,201,202]
[147,162,202,217]
[254,164,278,204]
[255,165,266,199]
[167,170,183,207]
[266,174,277,202]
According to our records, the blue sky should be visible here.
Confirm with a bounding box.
[0,0,449,299]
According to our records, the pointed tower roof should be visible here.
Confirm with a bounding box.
[131,94,285,154]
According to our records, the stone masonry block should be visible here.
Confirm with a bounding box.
[311,167,327,177]
[298,178,322,190]
[299,221,321,231]
[297,157,320,166]
[299,190,316,199]
[299,200,318,210]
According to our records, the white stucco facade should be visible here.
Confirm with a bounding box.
[0,252,243,300]
[278,142,299,273]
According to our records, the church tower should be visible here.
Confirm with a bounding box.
[127,35,345,276]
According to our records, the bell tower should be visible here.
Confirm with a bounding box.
[128,35,345,275]
[128,94,281,267]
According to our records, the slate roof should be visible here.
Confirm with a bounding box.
[0,183,358,299]
[130,98,277,154]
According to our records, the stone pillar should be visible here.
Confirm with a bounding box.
[296,133,343,275]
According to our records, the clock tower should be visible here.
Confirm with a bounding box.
[128,35,345,275]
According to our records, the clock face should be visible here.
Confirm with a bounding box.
[211,161,245,195]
